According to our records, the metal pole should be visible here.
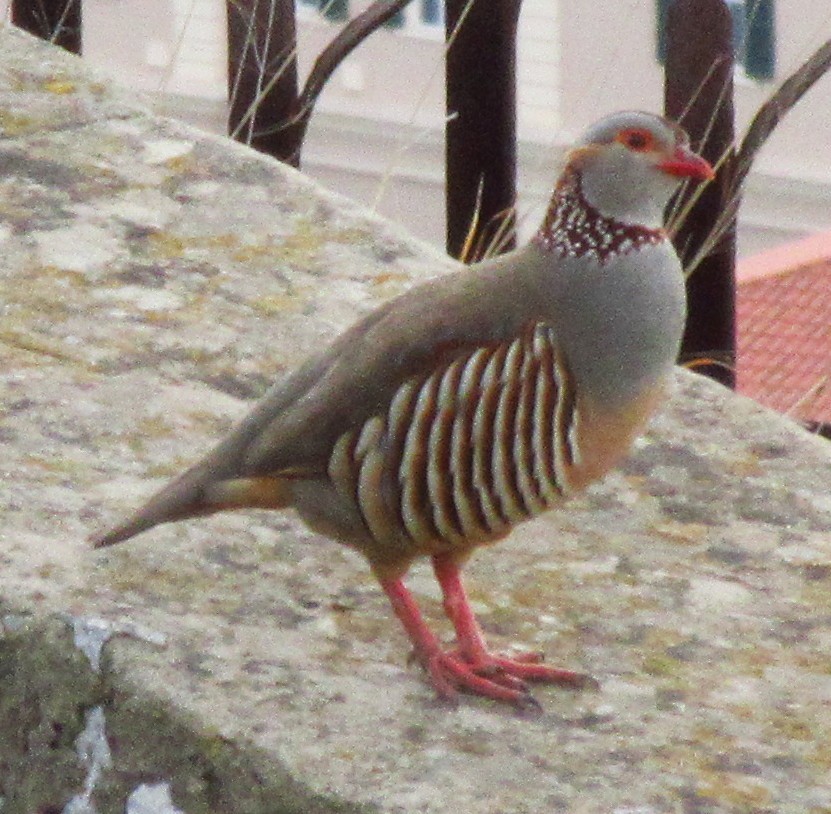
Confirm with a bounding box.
[226,0,301,167]
[445,0,522,261]
[664,0,737,387]
[11,0,82,54]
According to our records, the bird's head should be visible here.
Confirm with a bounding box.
[566,111,713,229]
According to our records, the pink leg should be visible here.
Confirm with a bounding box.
[432,553,492,664]
[432,553,593,691]
[380,574,456,700]
[379,556,594,708]
[380,575,529,704]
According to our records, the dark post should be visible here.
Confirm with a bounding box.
[11,0,82,54]
[664,0,736,387]
[226,0,302,167]
[445,0,522,261]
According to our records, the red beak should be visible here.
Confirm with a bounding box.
[658,145,714,181]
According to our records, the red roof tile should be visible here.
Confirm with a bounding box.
[737,234,831,426]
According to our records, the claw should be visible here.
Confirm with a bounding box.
[380,569,596,710]
[514,693,544,715]
[421,648,593,706]
[489,655,595,689]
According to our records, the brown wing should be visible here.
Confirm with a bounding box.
[321,321,580,564]
[233,246,552,479]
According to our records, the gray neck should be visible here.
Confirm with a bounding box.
[544,241,687,411]
[579,149,678,228]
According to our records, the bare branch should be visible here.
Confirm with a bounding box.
[734,40,831,190]
[292,0,416,155]
[684,38,831,276]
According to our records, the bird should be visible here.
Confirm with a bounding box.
[92,111,713,708]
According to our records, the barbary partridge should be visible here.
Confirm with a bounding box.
[93,111,713,708]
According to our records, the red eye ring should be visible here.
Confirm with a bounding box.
[617,128,654,152]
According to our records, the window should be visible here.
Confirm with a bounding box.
[420,0,443,26]
[656,0,775,81]
[298,1,444,34]
[297,0,349,23]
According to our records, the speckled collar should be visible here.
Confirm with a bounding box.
[533,168,665,263]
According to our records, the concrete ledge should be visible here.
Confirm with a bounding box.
[2,25,831,814]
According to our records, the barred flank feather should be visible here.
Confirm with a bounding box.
[327,324,579,554]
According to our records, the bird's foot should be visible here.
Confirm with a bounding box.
[422,648,596,709]
[381,568,596,709]
[487,650,598,689]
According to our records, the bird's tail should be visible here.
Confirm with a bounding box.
[90,466,291,549]
[90,464,212,548]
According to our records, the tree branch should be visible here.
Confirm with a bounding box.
[291,0,416,159]
[685,38,831,275]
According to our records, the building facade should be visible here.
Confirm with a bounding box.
[6,1,831,255]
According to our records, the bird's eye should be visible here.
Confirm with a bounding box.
[617,128,654,152]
